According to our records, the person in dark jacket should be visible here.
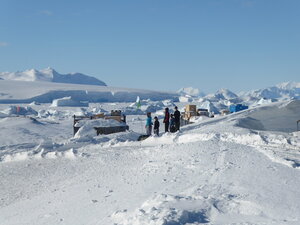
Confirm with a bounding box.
[170,114,176,133]
[153,116,160,136]
[163,107,170,132]
[174,106,181,131]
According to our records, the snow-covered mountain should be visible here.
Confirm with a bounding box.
[205,88,238,101]
[177,82,300,113]
[177,87,205,97]
[241,82,300,100]
[0,68,107,86]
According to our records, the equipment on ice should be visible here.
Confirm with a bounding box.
[73,110,128,136]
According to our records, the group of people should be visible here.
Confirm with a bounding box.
[145,106,181,136]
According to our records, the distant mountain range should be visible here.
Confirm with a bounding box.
[0,68,107,86]
[179,82,300,101]
[0,68,299,111]
[240,82,300,100]
[177,82,300,112]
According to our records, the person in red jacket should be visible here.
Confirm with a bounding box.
[163,107,170,132]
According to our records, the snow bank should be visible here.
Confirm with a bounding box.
[113,194,210,225]
[74,118,127,141]
[51,96,89,107]
[1,148,78,163]
[236,100,300,132]
[74,118,124,128]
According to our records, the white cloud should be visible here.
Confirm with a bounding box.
[0,42,8,47]
[39,10,53,16]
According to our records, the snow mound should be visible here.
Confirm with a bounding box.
[0,67,107,86]
[51,96,89,107]
[113,194,210,225]
[74,118,127,141]
[1,106,38,116]
[236,100,300,132]
[113,191,267,225]
[74,118,125,128]
[1,148,78,162]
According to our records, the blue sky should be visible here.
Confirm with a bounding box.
[0,0,299,93]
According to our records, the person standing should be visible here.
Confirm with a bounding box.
[145,112,153,135]
[174,106,181,131]
[153,116,160,136]
[170,114,176,133]
[163,107,170,132]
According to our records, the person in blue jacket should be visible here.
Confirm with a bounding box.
[145,112,153,135]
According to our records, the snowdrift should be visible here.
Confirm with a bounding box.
[236,100,300,133]
[74,118,128,141]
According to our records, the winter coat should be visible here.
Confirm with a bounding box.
[170,118,175,126]
[146,117,153,126]
[174,110,180,122]
[163,112,170,123]
[154,120,160,129]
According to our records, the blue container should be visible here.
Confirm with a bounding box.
[229,104,248,113]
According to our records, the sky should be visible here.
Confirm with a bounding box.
[0,0,299,93]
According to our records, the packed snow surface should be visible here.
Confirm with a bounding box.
[0,99,299,225]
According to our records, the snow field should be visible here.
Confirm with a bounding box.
[0,100,299,224]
